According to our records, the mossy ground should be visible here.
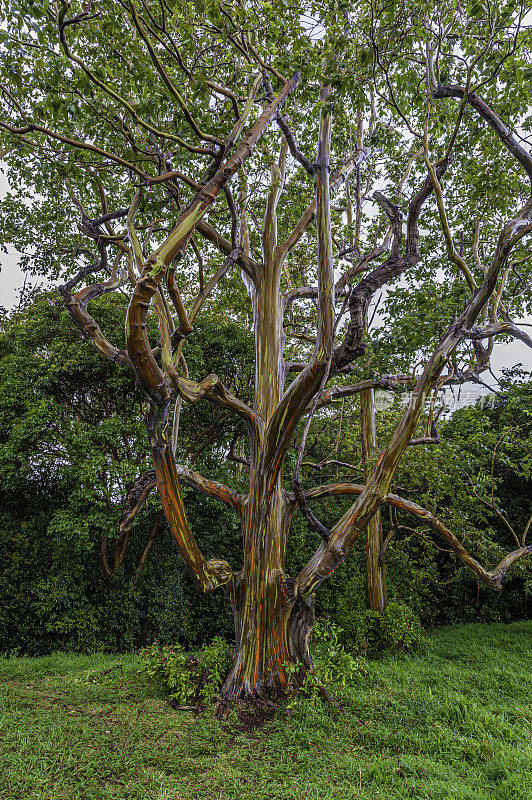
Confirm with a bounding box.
[0,620,530,799]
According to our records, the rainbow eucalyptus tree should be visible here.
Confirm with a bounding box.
[1,0,531,700]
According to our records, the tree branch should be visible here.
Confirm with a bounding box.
[316,376,413,408]
[433,85,532,186]
[296,191,532,597]
[56,5,213,154]
[126,0,220,145]
[277,149,369,265]
[333,159,448,372]
[195,218,260,282]
[299,483,532,590]
[463,320,532,350]
[261,85,335,492]
[172,374,263,449]
[0,117,149,178]
[102,468,158,576]
[59,250,131,366]
[146,403,233,592]
[119,469,157,538]
[132,511,163,588]
[126,72,301,406]
[175,464,244,513]
[275,112,315,176]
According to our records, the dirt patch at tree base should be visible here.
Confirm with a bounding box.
[228,700,278,733]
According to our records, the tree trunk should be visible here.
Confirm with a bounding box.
[220,165,319,699]
[221,485,315,700]
[222,569,315,700]
[360,387,387,614]
[366,513,387,614]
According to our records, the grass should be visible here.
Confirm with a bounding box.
[0,621,531,800]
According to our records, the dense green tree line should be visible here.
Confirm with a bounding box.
[1,296,529,655]
[0,294,249,652]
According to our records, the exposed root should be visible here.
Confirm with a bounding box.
[316,683,343,710]
[215,694,277,720]
[215,698,232,720]
[169,700,203,713]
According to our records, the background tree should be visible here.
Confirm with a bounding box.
[1,0,531,700]
[0,293,255,652]
[313,372,532,645]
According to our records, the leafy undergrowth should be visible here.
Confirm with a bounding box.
[0,621,531,800]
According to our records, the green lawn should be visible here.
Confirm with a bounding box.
[0,621,531,800]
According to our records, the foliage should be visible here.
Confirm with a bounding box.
[285,618,362,704]
[386,374,532,625]
[375,602,425,652]
[309,618,366,685]
[0,295,529,658]
[324,602,424,658]
[0,294,245,654]
[288,610,423,706]
[308,374,532,631]
[138,636,232,706]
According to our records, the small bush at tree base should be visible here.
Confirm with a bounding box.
[288,610,424,706]
[284,619,368,704]
[311,618,365,686]
[138,636,232,706]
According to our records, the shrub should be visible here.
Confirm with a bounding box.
[377,601,424,651]
[285,619,368,704]
[311,618,363,685]
[138,636,233,706]
[337,601,424,656]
